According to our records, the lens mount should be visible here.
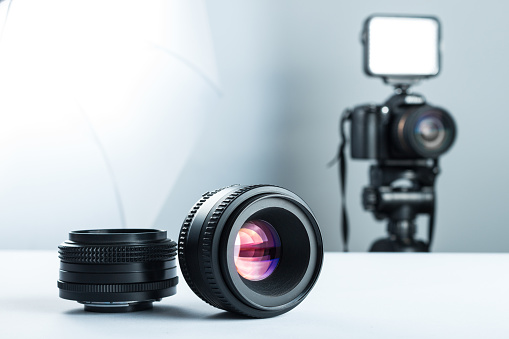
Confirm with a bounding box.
[58,229,178,312]
[178,185,323,318]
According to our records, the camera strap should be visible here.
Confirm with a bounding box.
[428,200,436,250]
[427,158,439,251]
[329,109,352,252]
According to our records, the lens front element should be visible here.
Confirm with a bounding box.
[234,220,281,281]
[414,112,447,151]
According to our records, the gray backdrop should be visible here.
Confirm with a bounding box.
[2,1,505,251]
[155,0,509,252]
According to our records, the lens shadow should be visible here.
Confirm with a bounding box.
[62,304,255,321]
[204,312,257,321]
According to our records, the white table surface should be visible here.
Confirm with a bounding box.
[0,251,507,339]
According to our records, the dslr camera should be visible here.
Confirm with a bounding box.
[336,15,456,252]
[350,92,455,161]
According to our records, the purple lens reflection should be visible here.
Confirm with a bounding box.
[234,220,281,281]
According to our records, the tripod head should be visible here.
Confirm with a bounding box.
[363,160,438,252]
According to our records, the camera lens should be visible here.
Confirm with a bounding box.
[58,229,178,312]
[178,185,323,318]
[397,106,456,158]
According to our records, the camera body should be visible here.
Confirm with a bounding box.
[350,92,456,160]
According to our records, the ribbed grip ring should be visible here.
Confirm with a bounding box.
[58,241,176,263]
[178,185,263,313]
[57,278,178,293]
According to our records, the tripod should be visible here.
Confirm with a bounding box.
[363,160,439,252]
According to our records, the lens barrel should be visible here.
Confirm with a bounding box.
[58,229,178,312]
[178,185,323,318]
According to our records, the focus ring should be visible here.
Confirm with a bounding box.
[59,242,176,263]
[179,185,266,316]
[200,185,265,316]
[57,277,178,293]
[178,188,225,308]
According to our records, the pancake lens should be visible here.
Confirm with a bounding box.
[57,229,178,312]
[234,220,281,281]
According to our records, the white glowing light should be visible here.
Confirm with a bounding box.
[367,16,440,76]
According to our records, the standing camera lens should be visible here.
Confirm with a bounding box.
[58,229,178,312]
[178,185,323,318]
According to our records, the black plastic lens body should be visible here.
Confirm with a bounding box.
[179,185,323,318]
[58,229,178,312]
